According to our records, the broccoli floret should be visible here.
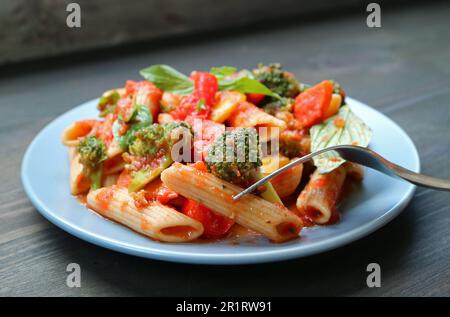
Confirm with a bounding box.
[261,97,294,115]
[253,63,300,100]
[126,122,192,192]
[206,128,262,183]
[129,122,191,157]
[78,136,108,169]
[77,136,108,190]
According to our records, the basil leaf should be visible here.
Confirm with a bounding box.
[113,105,153,150]
[219,77,281,100]
[310,105,372,173]
[140,64,193,95]
[139,64,279,99]
[210,66,237,79]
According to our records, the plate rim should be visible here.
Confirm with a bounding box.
[21,97,420,265]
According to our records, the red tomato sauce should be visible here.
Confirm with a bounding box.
[96,187,114,212]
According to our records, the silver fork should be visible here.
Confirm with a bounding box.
[233,145,450,201]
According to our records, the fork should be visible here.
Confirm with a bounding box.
[232,145,450,201]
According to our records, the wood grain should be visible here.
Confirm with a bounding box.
[0,2,449,296]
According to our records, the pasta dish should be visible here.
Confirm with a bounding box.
[61,64,372,243]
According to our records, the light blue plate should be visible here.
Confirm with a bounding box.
[21,97,419,265]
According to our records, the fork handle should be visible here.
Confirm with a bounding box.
[358,149,450,191]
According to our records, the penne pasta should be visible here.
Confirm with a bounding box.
[106,138,123,158]
[345,162,364,181]
[261,155,303,198]
[101,88,126,99]
[61,120,97,147]
[102,154,125,175]
[161,163,302,242]
[323,93,342,118]
[87,186,204,242]
[296,166,347,224]
[210,91,246,123]
[227,102,287,141]
[271,162,303,198]
[68,147,90,195]
[158,113,175,124]
[132,82,162,119]
[102,173,119,187]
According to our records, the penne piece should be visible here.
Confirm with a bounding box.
[87,186,204,242]
[227,102,287,142]
[102,154,125,175]
[61,120,97,147]
[271,163,303,198]
[296,166,347,224]
[344,162,364,181]
[106,139,123,158]
[210,91,246,123]
[102,173,119,187]
[161,163,302,242]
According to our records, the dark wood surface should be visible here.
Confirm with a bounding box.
[1,2,449,296]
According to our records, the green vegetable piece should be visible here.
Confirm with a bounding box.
[206,128,262,183]
[209,66,237,79]
[77,136,108,190]
[128,156,173,192]
[140,64,194,95]
[219,77,281,100]
[112,105,153,151]
[196,98,206,112]
[128,122,191,157]
[98,90,121,117]
[139,64,279,99]
[253,63,300,99]
[89,168,103,190]
[78,136,108,169]
[255,171,283,204]
[127,122,192,192]
[310,105,372,173]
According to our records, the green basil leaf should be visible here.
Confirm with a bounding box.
[210,66,237,79]
[140,64,193,95]
[310,105,372,173]
[218,77,281,100]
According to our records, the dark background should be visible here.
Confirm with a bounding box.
[0,1,449,296]
[1,0,409,65]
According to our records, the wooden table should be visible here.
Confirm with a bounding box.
[1,2,449,296]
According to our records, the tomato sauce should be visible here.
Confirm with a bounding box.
[96,187,114,212]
